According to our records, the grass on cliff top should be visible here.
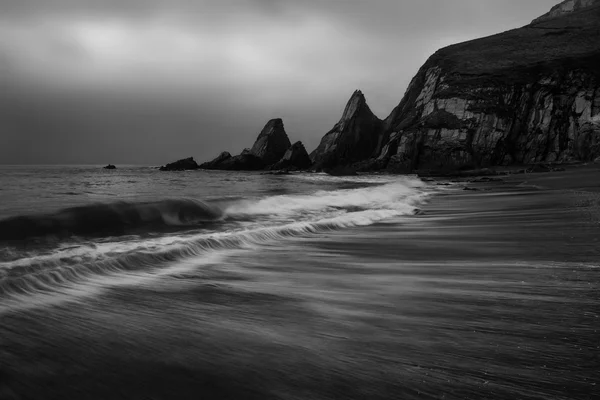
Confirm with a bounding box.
[429,4,600,84]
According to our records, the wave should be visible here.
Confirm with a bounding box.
[0,178,430,305]
[0,199,223,241]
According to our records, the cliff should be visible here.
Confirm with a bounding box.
[310,90,385,170]
[371,0,600,172]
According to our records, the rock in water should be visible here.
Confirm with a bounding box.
[159,157,199,171]
[250,119,292,165]
[372,0,600,173]
[103,164,116,170]
[271,141,312,171]
[199,152,232,169]
[310,90,385,171]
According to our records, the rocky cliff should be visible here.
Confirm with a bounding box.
[310,90,385,170]
[365,0,600,173]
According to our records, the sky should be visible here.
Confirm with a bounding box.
[0,0,560,165]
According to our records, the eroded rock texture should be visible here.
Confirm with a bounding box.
[374,2,600,172]
[310,90,385,170]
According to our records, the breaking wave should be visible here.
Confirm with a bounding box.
[0,199,223,241]
[0,178,430,304]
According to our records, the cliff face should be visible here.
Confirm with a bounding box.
[374,1,600,172]
[311,91,385,170]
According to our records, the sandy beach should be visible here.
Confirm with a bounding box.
[1,168,599,400]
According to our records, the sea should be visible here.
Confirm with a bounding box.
[0,165,598,399]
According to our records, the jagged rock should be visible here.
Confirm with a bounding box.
[159,157,199,171]
[199,151,232,169]
[271,141,312,170]
[103,164,116,170]
[250,119,291,165]
[311,90,385,170]
[367,0,600,173]
[215,154,266,171]
[241,148,252,155]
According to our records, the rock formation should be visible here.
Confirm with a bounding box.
[310,90,385,170]
[250,119,292,165]
[199,152,231,169]
[271,141,312,170]
[332,0,600,173]
[200,119,293,171]
[159,157,199,171]
[214,154,266,171]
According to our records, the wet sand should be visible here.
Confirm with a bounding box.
[1,169,599,400]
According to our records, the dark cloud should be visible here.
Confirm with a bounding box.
[0,0,559,164]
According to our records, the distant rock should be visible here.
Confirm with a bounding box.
[216,154,266,171]
[271,141,312,171]
[311,90,385,171]
[103,164,116,170]
[199,151,232,169]
[250,119,292,165]
[159,157,199,171]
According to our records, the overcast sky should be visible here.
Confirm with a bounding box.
[1,0,559,165]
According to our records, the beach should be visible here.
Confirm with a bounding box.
[0,167,599,400]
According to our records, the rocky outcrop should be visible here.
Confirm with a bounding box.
[199,119,293,171]
[310,90,385,170]
[199,151,231,169]
[103,164,116,170]
[159,157,199,171]
[250,119,291,165]
[364,0,600,173]
[271,141,312,170]
[532,0,598,23]
[215,154,266,171]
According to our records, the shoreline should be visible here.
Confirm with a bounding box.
[0,168,598,399]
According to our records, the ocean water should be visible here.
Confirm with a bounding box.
[0,166,598,399]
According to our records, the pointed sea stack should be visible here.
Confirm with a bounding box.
[250,118,292,165]
[310,90,384,170]
[271,141,312,170]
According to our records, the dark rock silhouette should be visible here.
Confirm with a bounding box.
[250,119,292,165]
[103,164,116,170]
[216,154,266,171]
[199,119,293,171]
[271,141,312,171]
[310,90,385,171]
[199,152,232,169]
[159,157,199,171]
